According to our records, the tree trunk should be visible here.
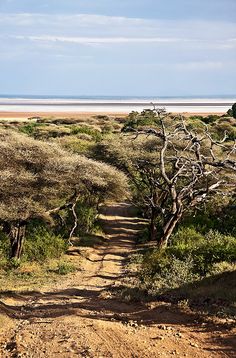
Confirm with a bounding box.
[150,207,157,241]
[159,209,183,248]
[9,223,26,259]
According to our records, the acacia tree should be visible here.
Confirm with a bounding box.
[140,117,236,246]
[0,129,128,259]
[98,111,236,247]
[227,103,236,119]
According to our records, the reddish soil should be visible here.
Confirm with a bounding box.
[0,111,222,120]
[0,112,127,120]
[0,203,235,357]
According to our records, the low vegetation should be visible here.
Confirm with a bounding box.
[0,106,235,318]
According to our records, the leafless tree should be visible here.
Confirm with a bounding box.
[133,113,236,246]
[99,110,236,247]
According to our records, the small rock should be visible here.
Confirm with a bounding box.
[175,332,182,338]
[152,336,164,341]
[158,324,166,330]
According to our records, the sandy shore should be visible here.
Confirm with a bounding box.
[0,111,224,121]
[0,111,127,120]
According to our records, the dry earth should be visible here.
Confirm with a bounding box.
[0,111,222,120]
[0,203,235,358]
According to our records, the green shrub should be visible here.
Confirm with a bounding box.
[201,115,220,124]
[169,229,236,275]
[227,108,233,117]
[136,227,150,244]
[180,202,236,235]
[228,103,236,119]
[76,203,98,234]
[23,227,67,262]
[189,115,204,121]
[8,257,21,270]
[170,227,204,247]
[102,124,114,134]
[71,125,102,141]
[212,122,236,141]
[138,228,236,294]
[19,123,43,136]
[123,110,160,130]
[140,250,198,294]
[54,261,76,275]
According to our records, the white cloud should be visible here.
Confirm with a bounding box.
[0,12,235,43]
[10,34,236,51]
[13,35,185,44]
[0,13,147,27]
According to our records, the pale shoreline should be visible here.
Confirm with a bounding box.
[0,97,233,116]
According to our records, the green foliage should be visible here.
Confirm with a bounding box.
[76,204,98,234]
[71,125,102,141]
[19,122,43,136]
[53,261,76,275]
[201,115,220,124]
[189,115,204,121]
[212,121,236,141]
[139,228,236,294]
[56,136,95,155]
[58,201,99,238]
[140,251,198,293]
[170,227,205,247]
[230,103,236,119]
[169,229,236,275]
[136,227,150,244]
[181,198,236,236]
[8,257,21,270]
[189,114,220,124]
[123,110,159,130]
[102,123,114,134]
[227,108,233,117]
[23,227,68,262]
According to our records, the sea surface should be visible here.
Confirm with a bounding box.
[0,95,235,113]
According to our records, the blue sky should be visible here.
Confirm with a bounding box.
[0,0,235,96]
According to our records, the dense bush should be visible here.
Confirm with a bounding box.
[71,125,102,141]
[169,229,236,275]
[188,114,221,124]
[140,251,198,293]
[202,115,221,124]
[23,227,68,262]
[212,122,236,141]
[181,198,236,236]
[227,103,236,119]
[123,110,160,130]
[139,228,236,293]
[0,226,67,266]
[76,203,98,234]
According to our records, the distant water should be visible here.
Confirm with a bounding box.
[0,95,235,113]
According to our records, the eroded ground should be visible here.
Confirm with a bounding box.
[0,203,235,358]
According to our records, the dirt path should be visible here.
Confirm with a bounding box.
[0,203,235,358]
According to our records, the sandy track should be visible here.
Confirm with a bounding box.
[0,203,235,357]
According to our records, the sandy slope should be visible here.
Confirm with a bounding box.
[0,203,235,357]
